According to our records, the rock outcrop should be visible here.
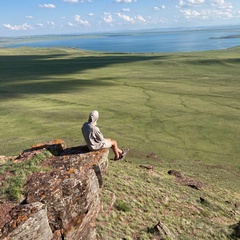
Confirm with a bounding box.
[0,140,109,240]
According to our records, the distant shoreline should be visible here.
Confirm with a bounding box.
[1,27,240,53]
[210,34,240,39]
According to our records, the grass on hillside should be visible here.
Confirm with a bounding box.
[97,157,240,239]
[0,150,51,201]
[0,47,240,239]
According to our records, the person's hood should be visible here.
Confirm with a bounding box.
[88,110,99,126]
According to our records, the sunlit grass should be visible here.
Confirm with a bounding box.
[0,47,240,238]
[0,150,52,201]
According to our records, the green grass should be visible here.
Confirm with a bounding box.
[0,149,52,201]
[97,158,240,239]
[0,46,240,239]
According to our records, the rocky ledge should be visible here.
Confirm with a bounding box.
[0,139,109,240]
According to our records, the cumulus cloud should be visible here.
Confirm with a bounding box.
[47,21,55,28]
[117,13,135,23]
[26,16,33,19]
[154,5,166,11]
[181,6,233,20]
[179,0,205,7]
[3,23,33,31]
[136,15,146,22]
[63,0,93,2]
[68,22,74,26]
[212,8,233,19]
[38,4,56,8]
[210,0,232,9]
[75,15,90,26]
[177,0,234,21]
[181,9,201,18]
[115,0,137,3]
[79,0,93,2]
[102,12,114,24]
[122,8,130,12]
[37,23,44,28]
[89,13,94,16]
[116,13,146,24]
[63,0,78,2]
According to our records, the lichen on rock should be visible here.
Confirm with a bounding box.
[0,140,109,240]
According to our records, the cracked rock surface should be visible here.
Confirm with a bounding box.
[0,140,109,240]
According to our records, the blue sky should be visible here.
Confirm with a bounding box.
[1,0,240,36]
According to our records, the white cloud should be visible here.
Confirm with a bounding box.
[181,6,233,20]
[211,8,233,19]
[136,15,146,22]
[26,16,33,19]
[3,23,33,31]
[47,21,55,27]
[75,15,90,26]
[115,0,137,3]
[117,13,135,23]
[79,0,93,2]
[37,23,44,28]
[181,9,201,18]
[89,13,94,16]
[63,0,78,3]
[154,5,166,11]
[210,0,232,9]
[63,0,93,2]
[68,22,74,26]
[122,8,130,12]
[102,12,114,24]
[178,0,234,21]
[179,0,205,7]
[38,4,56,8]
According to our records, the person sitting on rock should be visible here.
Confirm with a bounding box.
[82,110,128,160]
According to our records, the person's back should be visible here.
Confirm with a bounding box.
[81,111,105,150]
[82,110,128,160]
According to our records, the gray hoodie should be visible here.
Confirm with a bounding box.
[81,110,106,150]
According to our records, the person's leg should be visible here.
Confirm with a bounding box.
[105,138,122,159]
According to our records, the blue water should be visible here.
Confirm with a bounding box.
[5,27,240,53]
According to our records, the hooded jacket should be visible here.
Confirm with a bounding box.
[81,110,106,150]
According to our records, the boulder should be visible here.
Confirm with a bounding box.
[0,140,109,240]
[1,202,52,240]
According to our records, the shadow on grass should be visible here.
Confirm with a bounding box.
[0,53,165,97]
[230,221,240,239]
[185,58,240,65]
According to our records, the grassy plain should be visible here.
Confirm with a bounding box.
[0,47,240,239]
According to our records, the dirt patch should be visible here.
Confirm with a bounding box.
[0,203,15,229]
[168,169,205,190]
[147,152,161,161]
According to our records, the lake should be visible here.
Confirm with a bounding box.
[5,27,240,53]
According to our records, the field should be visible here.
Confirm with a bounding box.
[0,47,240,239]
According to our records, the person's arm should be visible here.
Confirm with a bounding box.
[95,127,104,141]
